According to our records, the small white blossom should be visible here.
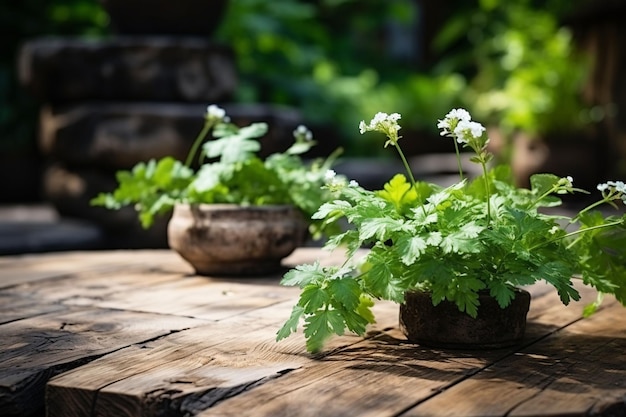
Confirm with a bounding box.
[206,104,226,120]
[349,180,359,188]
[437,108,472,136]
[597,183,609,192]
[453,120,486,144]
[597,180,626,204]
[549,225,561,235]
[293,125,313,142]
[359,112,402,146]
[324,169,337,182]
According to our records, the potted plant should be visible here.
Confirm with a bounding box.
[277,108,626,353]
[91,104,343,275]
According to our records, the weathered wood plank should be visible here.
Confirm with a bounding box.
[0,291,67,325]
[60,247,362,321]
[195,284,604,417]
[0,250,190,288]
[45,298,400,417]
[400,297,626,417]
[0,308,204,417]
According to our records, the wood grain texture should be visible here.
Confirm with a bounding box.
[2,249,625,417]
[0,308,204,417]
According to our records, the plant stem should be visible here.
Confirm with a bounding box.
[394,143,418,191]
[185,121,212,168]
[570,198,612,223]
[530,219,624,251]
[480,159,491,223]
[453,140,465,181]
[394,143,427,216]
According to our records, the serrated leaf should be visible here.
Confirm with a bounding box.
[395,235,428,265]
[299,284,330,313]
[328,277,361,310]
[276,305,305,341]
[280,262,325,287]
[488,281,515,308]
[313,200,352,220]
[303,311,335,353]
[376,174,418,213]
[359,217,405,241]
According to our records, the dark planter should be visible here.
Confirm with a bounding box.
[167,204,308,276]
[399,289,531,349]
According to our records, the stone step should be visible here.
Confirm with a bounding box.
[39,102,304,170]
[19,37,237,103]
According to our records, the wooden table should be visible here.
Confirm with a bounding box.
[1,248,625,417]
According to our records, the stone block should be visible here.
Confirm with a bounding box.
[19,37,237,103]
[42,163,170,248]
[39,102,304,170]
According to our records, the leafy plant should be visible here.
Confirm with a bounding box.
[277,108,626,353]
[91,105,343,238]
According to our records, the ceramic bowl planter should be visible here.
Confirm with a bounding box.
[167,203,308,276]
[399,289,531,349]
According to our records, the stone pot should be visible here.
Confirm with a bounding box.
[167,204,308,276]
[399,289,531,349]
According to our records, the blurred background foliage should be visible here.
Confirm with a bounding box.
[0,0,109,152]
[2,0,587,157]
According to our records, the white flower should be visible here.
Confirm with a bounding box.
[293,125,313,142]
[349,180,359,188]
[359,112,402,135]
[453,120,486,144]
[597,183,609,192]
[324,169,337,182]
[206,104,226,120]
[437,108,472,136]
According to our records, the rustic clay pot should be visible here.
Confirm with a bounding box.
[399,289,531,349]
[167,204,308,276]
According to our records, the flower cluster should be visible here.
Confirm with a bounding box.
[293,125,313,142]
[598,181,626,205]
[359,112,402,147]
[205,104,229,125]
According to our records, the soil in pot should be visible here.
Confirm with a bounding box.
[167,204,308,276]
[399,289,531,349]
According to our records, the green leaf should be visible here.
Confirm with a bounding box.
[328,277,361,311]
[299,284,330,313]
[355,295,376,325]
[281,262,325,287]
[488,281,515,308]
[455,290,480,318]
[359,217,405,241]
[376,174,418,213]
[303,310,336,353]
[312,200,352,220]
[395,235,428,266]
[191,163,230,193]
[440,221,484,254]
[286,141,314,155]
[364,247,405,302]
[276,305,305,341]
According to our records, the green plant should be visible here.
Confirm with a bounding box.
[91,104,343,238]
[277,108,626,353]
